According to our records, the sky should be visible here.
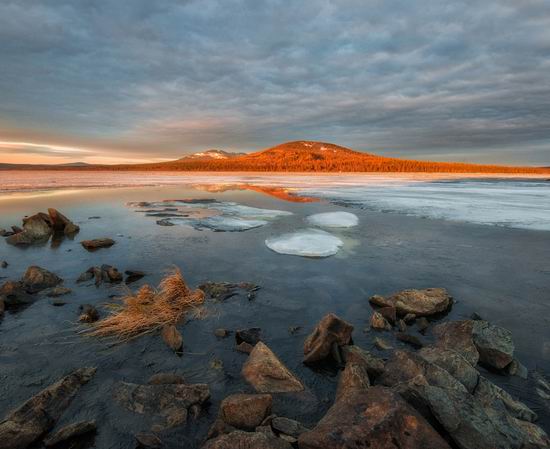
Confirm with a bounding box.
[0,0,549,165]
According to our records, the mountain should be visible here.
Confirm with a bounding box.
[58,162,92,167]
[0,141,548,173]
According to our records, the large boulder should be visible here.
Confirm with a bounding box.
[203,431,292,449]
[370,288,452,317]
[219,393,272,430]
[303,313,354,364]
[298,386,451,449]
[242,342,304,393]
[47,208,79,235]
[21,266,63,293]
[114,381,210,431]
[21,213,52,240]
[0,367,96,449]
[378,350,546,449]
[432,320,479,365]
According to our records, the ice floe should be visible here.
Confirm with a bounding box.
[265,229,344,257]
[306,211,358,228]
[129,199,291,232]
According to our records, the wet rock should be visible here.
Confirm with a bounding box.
[125,270,146,284]
[206,419,237,441]
[6,232,34,246]
[0,367,96,449]
[51,299,67,307]
[396,332,424,349]
[342,345,385,380]
[44,286,72,297]
[47,208,80,235]
[80,238,115,250]
[147,373,185,385]
[471,320,514,370]
[0,281,34,306]
[506,359,528,379]
[203,431,292,449]
[214,328,230,338]
[416,316,430,333]
[242,341,304,393]
[235,328,261,346]
[22,266,63,293]
[43,420,96,447]
[336,352,371,401]
[0,298,4,316]
[114,381,210,431]
[288,325,301,335]
[378,350,546,449]
[219,393,272,430]
[21,214,52,240]
[199,282,259,301]
[161,325,183,353]
[78,304,99,323]
[236,342,255,354]
[433,320,479,365]
[1,261,7,268]
[271,417,309,439]
[403,313,416,323]
[374,337,392,350]
[135,432,163,448]
[298,386,451,449]
[397,319,407,332]
[370,288,452,317]
[303,313,354,364]
[156,219,174,226]
[378,306,396,325]
[0,229,13,237]
[370,311,391,330]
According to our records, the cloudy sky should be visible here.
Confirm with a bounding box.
[1,0,549,165]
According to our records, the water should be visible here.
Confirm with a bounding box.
[0,172,549,447]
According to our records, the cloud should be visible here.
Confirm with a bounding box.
[0,0,549,164]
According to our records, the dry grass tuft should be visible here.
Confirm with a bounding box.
[85,268,204,342]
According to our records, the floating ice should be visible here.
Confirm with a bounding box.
[306,211,359,228]
[265,229,344,257]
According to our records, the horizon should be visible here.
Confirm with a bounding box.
[1,1,550,166]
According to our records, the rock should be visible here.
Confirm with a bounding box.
[22,266,63,293]
[51,299,67,307]
[397,319,407,332]
[101,265,123,282]
[214,328,230,338]
[0,281,34,306]
[403,313,416,323]
[336,351,371,401]
[21,213,52,239]
[203,431,292,449]
[506,359,528,379]
[6,232,34,246]
[298,386,451,449]
[148,373,185,385]
[378,350,546,449]
[44,286,72,297]
[1,261,7,268]
[433,320,479,365]
[370,311,391,330]
[374,337,392,350]
[242,341,304,393]
[47,208,80,235]
[80,238,115,250]
[288,325,301,335]
[235,327,261,346]
[236,342,255,354]
[78,304,99,323]
[43,420,96,447]
[417,317,430,333]
[114,381,210,431]
[370,288,452,317]
[156,219,174,226]
[303,313,354,364]
[125,270,145,284]
[396,332,424,349]
[341,345,385,380]
[378,306,396,324]
[206,419,237,441]
[135,432,163,448]
[0,298,4,316]
[219,393,272,430]
[0,229,13,237]
[0,367,96,449]
[161,325,183,353]
[471,320,514,370]
[271,417,309,439]
[76,269,95,283]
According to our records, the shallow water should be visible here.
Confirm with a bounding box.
[0,176,549,447]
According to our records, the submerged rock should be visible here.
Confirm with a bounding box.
[0,367,96,449]
[44,286,72,297]
[0,281,34,307]
[203,431,292,449]
[147,373,186,385]
[219,393,272,430]
[199,282,260,301]
[299,386,451,449]
[80,238,115,250]
[125,270,146,284]
[306,211,359,228]
[43,420,96,447]
[303,313,354,364]
[242,342,304,393]
[236,328,262,346]
[78,304,99,323]
[265,229,344,257]
[370,288,452,317]
[161,325,183,353]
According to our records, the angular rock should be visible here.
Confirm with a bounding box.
[378,306,396,325]
[47,208,80,235]
[114,381,210,431]
[235,328,261,346]
[370,311,391,330]
[80,238,115,250]
[341,345,385,380]
[242,342,304,393]
[203,431,292,449]
[161,325,183,353]
[303,313,353,364]
[471,320,514,370]
[43,420,96,447]
[219,393,272,430]
[22,266,63,293]
[298,386,451,449]
[396,332,424,349]
[101,265,123,283]
[0,367,96,449]
[433,320,479,365]
[125,270,145,284]
[336,353,371,402]
[271,417,309,439]
[370,288,452,317]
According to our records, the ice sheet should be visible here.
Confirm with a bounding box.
[265,229,344,257]
[306,211,359,228]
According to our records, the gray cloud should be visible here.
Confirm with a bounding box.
[0,0,549,164]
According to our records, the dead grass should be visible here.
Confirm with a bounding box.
[85,268,204,342]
